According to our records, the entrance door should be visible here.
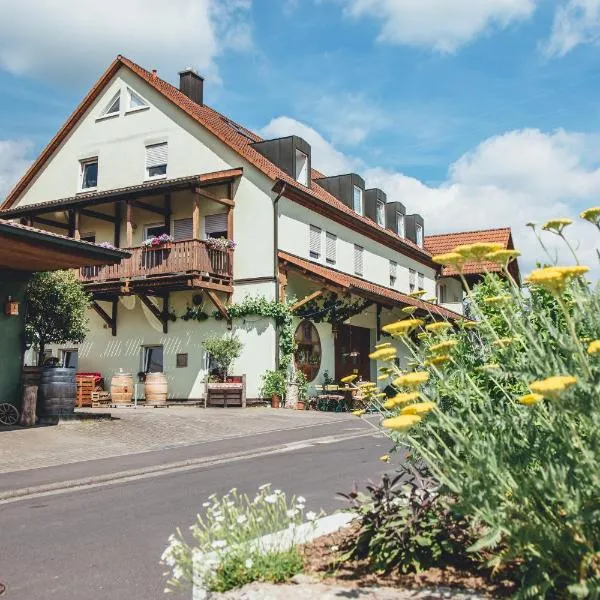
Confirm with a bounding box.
[334,324,371,382]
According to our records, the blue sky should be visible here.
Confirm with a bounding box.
[1,0,599,268]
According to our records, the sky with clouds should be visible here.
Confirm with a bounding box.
[1,0,600,270]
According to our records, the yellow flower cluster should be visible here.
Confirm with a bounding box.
[383,392,420,409]
[432,252,467,268]
[424,355,451,367]
[519,393,544,406]
[459,320,478,330]
[393,371,429,389]
[425,322,453,334]
[382,414,422,431]
[483,295,512,305]
[352,409,366,417]
[401,401,436,416]
[375,342,392,349]
[581,206,600,226]
[401,306,418,315]
[492,337,518,348]
[485,249,521,265]
[587,340,600,355]
[369,347,397,361]
[541,218,573,233]
[476,363,501,373]
[429,340,458,354]
[382,319,424,336]
[340,374,357,384]
[529,375,577,399]
[454,242,504,261]
[526,266,589,294]
[408,290,427,299]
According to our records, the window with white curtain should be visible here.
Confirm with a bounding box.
[309,225,322,259]
[397,213,405,237]
[354,244,364,276]
[353,186,363,215]
[409,268,416,292]
[326,232,337,265]
[145,142,168,179]
[416,223,424,247]
[376,201,385,227]
[295,149,309,186]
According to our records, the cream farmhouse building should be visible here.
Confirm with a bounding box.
[0,56,518,401]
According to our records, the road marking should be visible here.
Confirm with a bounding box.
[0,429,379,505]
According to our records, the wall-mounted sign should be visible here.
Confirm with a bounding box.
[4,297,19,316]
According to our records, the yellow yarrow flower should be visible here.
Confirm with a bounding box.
[382,414,422,431]
[424,354,451,367]
[485,249,521,265]
[358,381,377,389]
[460,320,478,330]
[401,401,436,416]
[379,454,391,463]
[377,374,390,381]
[432,252,467,268]
[526,266,589,294]
[393,371,429,389]
[369,347,398,361]
[425,322,453,334]
[408,290,427,298]
[340,374,357,384]
[375,342,392,350]
[492,337,518,348]
[388,392,421,406]
[424,297,438,304]
[581,206,600,226]
[382,319,424,336]
[483,295,512,305]
[417,332,430,340]
[475,363,501,374]
[454,242,504,261]
[429,340,458,354]
[519,393,544,406]
[401,306,418,315]
[542,218,573,233]
[352,409,366,417]
[587,340,600,355]
[530,375,577,399]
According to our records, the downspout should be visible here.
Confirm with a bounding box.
[273,181,287,369]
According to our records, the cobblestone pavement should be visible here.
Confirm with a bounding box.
[0,407,354,474]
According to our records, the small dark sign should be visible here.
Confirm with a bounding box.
[176,353,188,368]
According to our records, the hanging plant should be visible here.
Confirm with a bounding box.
[181,305,209,322]
[296,292,370,325]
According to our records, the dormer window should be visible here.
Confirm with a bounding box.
[397,213,405,237]
[127,88,149,112]
[416,223,424,247]
[353,186,363,215]
[295,149,309,186]
[376,201,385,227]
[100,92,120,118]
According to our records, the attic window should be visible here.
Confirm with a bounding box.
[376,201,385,227]
[127,88,149,112]
[416,223,424,248]
[101,92,120,118]
[295,149,309,186]
[353,186,363,215]
[397,213,405,238]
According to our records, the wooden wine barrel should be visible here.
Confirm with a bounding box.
[38,368,76,416]
[145,372,168,405]
[110,372,134,405]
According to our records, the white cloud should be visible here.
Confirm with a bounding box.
[545,0,600,56]
[339,0,537,53]
[0,140,32,202]
[0,0,252,83]
[260,116,600,272]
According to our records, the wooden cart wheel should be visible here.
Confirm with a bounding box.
[0,403,19,426]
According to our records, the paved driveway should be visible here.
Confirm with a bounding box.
[0,407,354,474]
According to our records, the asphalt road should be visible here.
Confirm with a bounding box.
[0,420,391,600]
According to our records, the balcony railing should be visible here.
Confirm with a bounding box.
[79,239,232,284]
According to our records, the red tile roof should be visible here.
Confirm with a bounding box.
[1,55,429,265]
[278,251,463,321]
[424,228,516,277]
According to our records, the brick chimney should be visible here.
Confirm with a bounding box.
[179,67,204,105]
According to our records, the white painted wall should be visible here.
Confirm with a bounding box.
[278,197,437,298]
[438,277,464,315]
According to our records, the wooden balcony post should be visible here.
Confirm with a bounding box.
[126,201,133,247]
[73,210,80,240]
[114,201,122,247]
[192,192,200,240]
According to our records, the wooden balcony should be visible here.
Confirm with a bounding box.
[79,239,233,295]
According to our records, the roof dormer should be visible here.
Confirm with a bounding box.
[385,201,407,237]
[405,214,425,247]
[365,188,387,227]
[252,136,312,188]
[314,173,365,214]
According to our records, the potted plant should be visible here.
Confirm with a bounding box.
[295,371,308,411]
[204,237,236,251]
[260,370,286,408]
[202,333,243,381]
[202,334,246,408]
[142,233,173,248]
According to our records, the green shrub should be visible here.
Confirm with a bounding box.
[352,213,600,598]
[260,369,287,400]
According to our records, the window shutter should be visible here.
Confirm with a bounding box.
[309,225,321,258]
[174,218,193,241]
[418,272,425,290]
[354,244,363,276]
[204,213,228,236]
[389,260,397,277]
[146,143,168,168]
[325,232,336,263]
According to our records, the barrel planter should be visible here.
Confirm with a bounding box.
[110,372,134,405]
[145,372,168,405]
[38,368,76,417]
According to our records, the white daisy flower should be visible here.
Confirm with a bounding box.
[306,511,317,521]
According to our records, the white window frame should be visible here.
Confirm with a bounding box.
[416,223,424,248]
[79,158,98,192]
[353,186,363,215]
[126,87,150,114]
[309,225,322,260]
[354,244,364,277]
[145,142,168,180]
[295,149,309,187]
[397,212,405,238]
[376,201,385,227]
[325,232,337,265]
[61,348,78,369]
[142,345,164,374]
[97,91,121,121]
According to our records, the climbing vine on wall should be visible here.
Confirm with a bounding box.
[295,292,370,325]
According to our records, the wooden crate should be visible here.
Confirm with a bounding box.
[76,376,97,407]
[205,375,246,408]
[91,391,111,408]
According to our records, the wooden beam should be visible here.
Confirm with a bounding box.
[161,292,170,334]
[80,208,116,223]
[192,192,200,240]
[131,199,167,216]
[92,301,115,333]
[114,202,122,247]
[278,267,288,303]
[73,210,80,240]
[227,205,234,241]
[111,299,118,337]
[33,216,70,231]
[164,193,171,234]
[194,188,235,207]
[207,290,230,322]
[291,289,323,312]
[126,201,133,247]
